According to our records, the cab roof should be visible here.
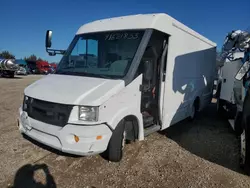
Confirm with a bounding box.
[77,13,216,47]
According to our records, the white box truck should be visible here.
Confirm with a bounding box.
[18,13,216,162]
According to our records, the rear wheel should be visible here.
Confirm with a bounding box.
[9,71,15,78]
[240,126,250,175]
[234,112,243,135]
[189,99,199,121]
[240,117,250,175]
[216,98,225,115]
[106,120,126,162]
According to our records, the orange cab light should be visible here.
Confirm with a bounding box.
[96,135,102,140]
[74,135,79,142]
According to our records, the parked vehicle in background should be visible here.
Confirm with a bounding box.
[26,60,39,74]
[16,66,27,75]
[36,60,50,74]
[15,59,29,74]
[216,52,244,117]
[0,58,19,78]
[18,13,216,162]
[48,66,55,74]
[215,29,250,174]
[48,63,57,74]
[50,63,57,70]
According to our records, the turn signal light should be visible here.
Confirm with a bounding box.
[74,135,79,142]
[96,135,102,140]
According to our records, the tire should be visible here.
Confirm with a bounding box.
[240,115,250,175]
[240,89,250,175]
[106,120,126,162]
[234,112,243,136]
[9,72,14,78]
[216,98,225,115]
[188,101,198,121]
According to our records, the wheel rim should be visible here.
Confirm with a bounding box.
[241,130,246,165]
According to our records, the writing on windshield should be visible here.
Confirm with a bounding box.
[105,33,140,41]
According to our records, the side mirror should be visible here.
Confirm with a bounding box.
[45,30,52,48]
[143,60,153,81]
[235,61,250,80]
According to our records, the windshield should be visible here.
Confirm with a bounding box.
[56,30,145,78]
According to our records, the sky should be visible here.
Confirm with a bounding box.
[1,0,249,63]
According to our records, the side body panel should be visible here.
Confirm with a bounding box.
[98,75,144,140]
[161,23,216,129]
[220,59,242,103]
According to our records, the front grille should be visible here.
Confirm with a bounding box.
[24,98,73,127]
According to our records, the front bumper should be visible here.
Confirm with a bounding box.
[18,107,112,156]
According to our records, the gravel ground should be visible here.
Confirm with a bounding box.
[0,75,250,188]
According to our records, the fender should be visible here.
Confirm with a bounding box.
[107,107,144,141]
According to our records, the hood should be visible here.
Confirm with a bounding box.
[24,74,125,106]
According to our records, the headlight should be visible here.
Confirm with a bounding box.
[23,95,29,111]
[79,106,98,121]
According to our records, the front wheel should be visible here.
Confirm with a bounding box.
[106,120,126,162]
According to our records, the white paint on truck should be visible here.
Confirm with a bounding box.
[18,13,216,160]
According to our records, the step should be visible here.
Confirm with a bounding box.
[143,114,154,128]
[144,125,161,137]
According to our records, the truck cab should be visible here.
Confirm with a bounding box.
[18,13,216,162]
[36,60,50,74]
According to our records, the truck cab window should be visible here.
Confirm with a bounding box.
[88,39,98,57]
[57,30,144,79]
[71,39,86,56]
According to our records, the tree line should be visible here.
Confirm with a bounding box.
[0,51,46,62]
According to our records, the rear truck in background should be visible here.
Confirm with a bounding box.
[0,58,19,78]
[215,29,250,174]
[36,60,50,74]
[26,60,39,74]
[18,13,216,162]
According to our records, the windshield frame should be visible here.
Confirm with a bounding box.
[56,29,153,83]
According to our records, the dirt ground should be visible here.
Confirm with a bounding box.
[0,75,250,188]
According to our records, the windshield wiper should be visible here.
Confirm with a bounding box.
[56,71,79,75]
[97,74,111,79]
